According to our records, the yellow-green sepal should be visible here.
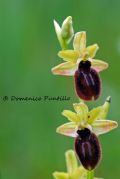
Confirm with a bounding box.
[62,110,80,123]
[58,50,79,63]
[53,172,69,179]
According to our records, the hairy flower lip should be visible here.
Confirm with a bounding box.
[74,65,101,101]
[75,128,102,171]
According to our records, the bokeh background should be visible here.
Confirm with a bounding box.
[0,0,120,179]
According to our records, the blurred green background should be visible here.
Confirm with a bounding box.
[0,0,120,179]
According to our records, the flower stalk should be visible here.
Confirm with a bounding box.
[87,171,94,179]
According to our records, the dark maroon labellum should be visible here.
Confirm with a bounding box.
[74,60,101,101]
[74,128,101,171]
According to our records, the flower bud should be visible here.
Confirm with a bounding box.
[74,60,101,101]
[61,16,74,44]
[75,128,101,170]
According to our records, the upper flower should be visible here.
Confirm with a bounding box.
[56,96,118,137]
[52,31,108,76]
[53,150,103,179]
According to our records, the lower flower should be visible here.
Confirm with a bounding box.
[56,96,118,138]
[53,150,103,179]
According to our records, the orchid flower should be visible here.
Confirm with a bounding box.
[53,150,103,179]
[52,32,109,101]
[52,31,108,76]
[56,96,118,137]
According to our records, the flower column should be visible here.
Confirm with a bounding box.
[52,16,118,179]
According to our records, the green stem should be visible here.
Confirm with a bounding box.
[61,39,68,50]
[87,170,94,179]
[59,28,94,179]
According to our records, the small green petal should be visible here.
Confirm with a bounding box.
[72,166,86,179]
[73,102,88,121]
[86,44,99,58]
[61,16,74,44]
[99,96,111,118]
[91,59,109,72]
[51,62,77,76]
[58,50,79,63]
[54,20,61,38]
[53,172,69,179]
[73,32,86,53]
[56,122,77,137]
[92,119,118,135]
[88,96,111,123]
[62,110,80,123]
[54,20,65,49]
[87,106,103,124]
[65,150,78,174]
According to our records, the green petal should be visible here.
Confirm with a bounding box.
[53,172,69,179]
[61,16,74,44]
[87,106,103,124]
[73,102,88,121]
[86,44,99,58]
[91,59,109,72]
[73,32,86,53]
[51,62,77,76]
[88,96,111,124]
[54,20,64,49]
[65,150,78,174]
[72,166,86,179]
[56,122,77,137]
[92,119,118,135]
[99,96,111,118]
[58,50,79,63]
[62,110,80,123]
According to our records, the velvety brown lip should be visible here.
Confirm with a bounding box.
[74,128,101,170]
[74,60,101,101]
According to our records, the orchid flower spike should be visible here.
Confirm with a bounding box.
[56,96,118,137]
[53,150,103,179]
[52,32,109,101]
